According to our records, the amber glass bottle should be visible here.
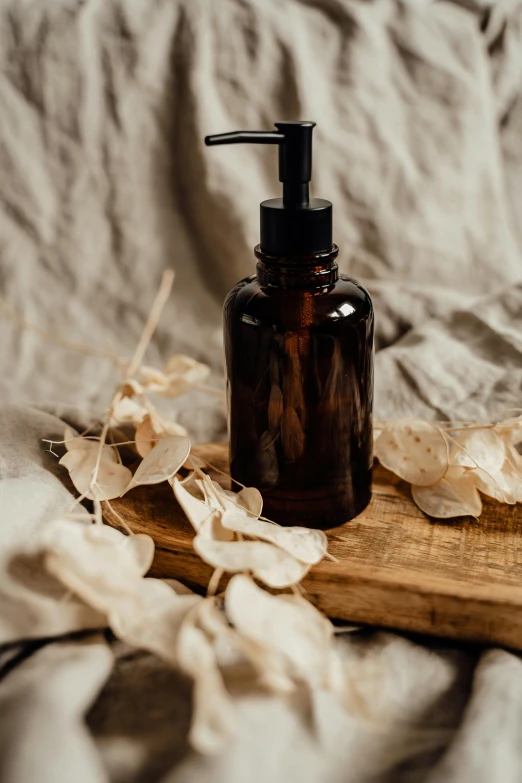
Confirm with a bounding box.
[224,246,373,528]
[207,122,373,528]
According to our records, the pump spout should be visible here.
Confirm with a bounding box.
[205,121,331,256]
[205,121,316,208]
[205,131,284,146]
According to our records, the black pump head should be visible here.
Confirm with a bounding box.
[205,121,332,257]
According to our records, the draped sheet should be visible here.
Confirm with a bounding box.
[0,0,521,780]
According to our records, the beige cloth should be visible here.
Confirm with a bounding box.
[0,0,522,781]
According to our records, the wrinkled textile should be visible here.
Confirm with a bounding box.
[0,0,521,416]
[0,0,522,781]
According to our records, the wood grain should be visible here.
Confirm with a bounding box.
[106,443,522,650]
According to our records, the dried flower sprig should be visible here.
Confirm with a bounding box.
[40,271,347,754]
[374,415,522,518]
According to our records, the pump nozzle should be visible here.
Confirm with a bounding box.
[205,130,284,146]
[205,122,315,208]
[205,121,332,256]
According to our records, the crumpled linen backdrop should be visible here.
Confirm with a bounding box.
[0,0,521,781]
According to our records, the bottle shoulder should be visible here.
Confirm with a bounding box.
[223,275,260,321]
[224,273,372,325]
[224,274,257,303]
[332,274,373,312]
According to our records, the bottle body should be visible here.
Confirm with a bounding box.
[223,246,373,529]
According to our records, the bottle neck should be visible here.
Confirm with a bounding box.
[255,244,339,290]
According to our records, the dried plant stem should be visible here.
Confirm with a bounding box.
[323,552,340,563]
[93,499,103,525]
[207,568,224,597]
[63,272,177,515]
[444,423,495,432]
[439,426,451,468]
[439,408,522,432]
[65,492,89,516]
[198,458,249,490]
[125,270,175,379]
[103,499,134,535]
[88,394,122,495]
[64,396,121,515]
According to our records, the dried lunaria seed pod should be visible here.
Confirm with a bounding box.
[176,621,237,753]
[199,511,236,542]
[172,478,234,541]
[164,354,211,391]
[193,535,310,588]
[236,486,264,516]
[59,434,132,501]
[135,413,188,458]
[110,579,201,667]
[209,482,263,518]
[43,520,202,700]
[471,449,522,504]
[494,415,522,446]
[221,511,327,565]
[138,355,210,398]
[225,575,334,690]
[183,453,206,471]
[198,474,226,510]
[450,429,505,474]
[44,520,154,612]
[412,468,483,519]
[110,396,148,427]
[375,419,448,486]
[63,427,115,456]
[172,476,214,532]
[376,415,522,518]
[119,379,144,398]
[125,435,191,491]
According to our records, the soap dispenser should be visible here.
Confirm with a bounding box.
[205,122,373,529]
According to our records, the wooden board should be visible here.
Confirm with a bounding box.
[106,443,522,650]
